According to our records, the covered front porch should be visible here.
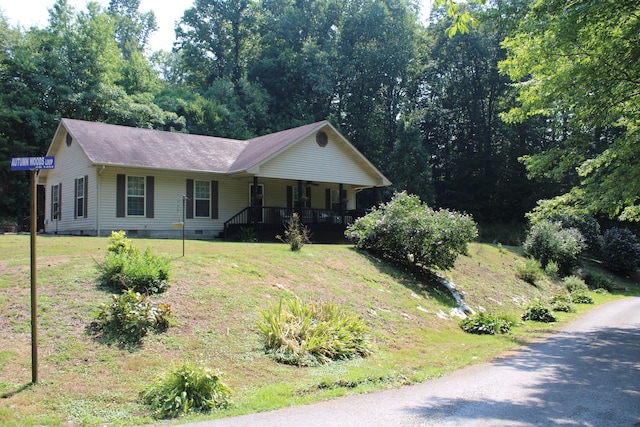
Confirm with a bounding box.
[223,177,368,243]
[223,206,368,243]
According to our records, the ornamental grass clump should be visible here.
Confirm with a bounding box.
[257,297,371,366]
[142,363,231,419]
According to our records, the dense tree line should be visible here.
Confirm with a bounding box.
[1,0,637,233]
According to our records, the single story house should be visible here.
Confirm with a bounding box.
[39,118,391,242]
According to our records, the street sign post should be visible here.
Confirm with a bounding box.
[10,156,55,384]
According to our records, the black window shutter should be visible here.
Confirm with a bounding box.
[325,189,331,209]
[59,183,62,219]
[116,174,126,217]
[50,186,54,220]
[84,175,88,218]
[74,178,78,219]
[211,180,218,219]
[146,176,155,218]
[186,179,194,219]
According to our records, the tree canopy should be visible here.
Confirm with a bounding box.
[1,0,637,233]
[500,0,640,221]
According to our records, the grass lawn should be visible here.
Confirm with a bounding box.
[0,234,637,426]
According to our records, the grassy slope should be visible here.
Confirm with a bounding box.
[0,235,636,426]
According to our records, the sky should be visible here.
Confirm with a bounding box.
[1,0,183,52]
[1,0,432,53]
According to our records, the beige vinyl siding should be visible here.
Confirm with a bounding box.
[97,168,249,237]
[43,132,97,235]
[256,133,384,187]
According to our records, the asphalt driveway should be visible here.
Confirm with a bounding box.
[182,297,640,427]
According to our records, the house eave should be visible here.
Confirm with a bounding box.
[90,162,227,175]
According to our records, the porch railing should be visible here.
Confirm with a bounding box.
[223,206,367,242]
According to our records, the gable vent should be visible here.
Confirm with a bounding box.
[66,134,72,147]
[316,131,328,147]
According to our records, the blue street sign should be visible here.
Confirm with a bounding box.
[10,156,55,171]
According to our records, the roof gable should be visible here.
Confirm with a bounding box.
[257,125,390,187]
[229,121,328,172]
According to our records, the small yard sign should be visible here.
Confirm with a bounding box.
[10,156,55,171]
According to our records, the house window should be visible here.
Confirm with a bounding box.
[127,176,145,216]
[316,131,328,147]
[51,184,61,220]
[194,180,211,217]
[75,176,85,218]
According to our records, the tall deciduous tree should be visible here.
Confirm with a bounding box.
[334,0,422,171]
[108,0,157,57]
[500,0,640,221]
[176,0,255,88]
[248,0,341,128]
[417,2,550,224]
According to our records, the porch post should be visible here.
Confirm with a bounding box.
[297,180,303,210]
[252,176,258,227]
[339,183,345,225]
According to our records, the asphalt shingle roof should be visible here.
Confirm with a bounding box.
[60,118,328,173]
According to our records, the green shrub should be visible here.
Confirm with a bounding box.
[583,271,614,292]
[547,213,602,254]
[257,297,371,366]
[276,212,311,251]
[237,227,257,243]
[459,312,513,335]
[522,301,556,322]
[571,292,594,304]
[563,275,588,294]
[523,220,586,273]
[516,258,544,284]
[107,230,135,254]
[544,260,559,279]
[142,363,231,419]
[93,289,172,345]
[549,294,575,313]
[601,227,640,276]
[100,247,171,294]
[346,192,477,270]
